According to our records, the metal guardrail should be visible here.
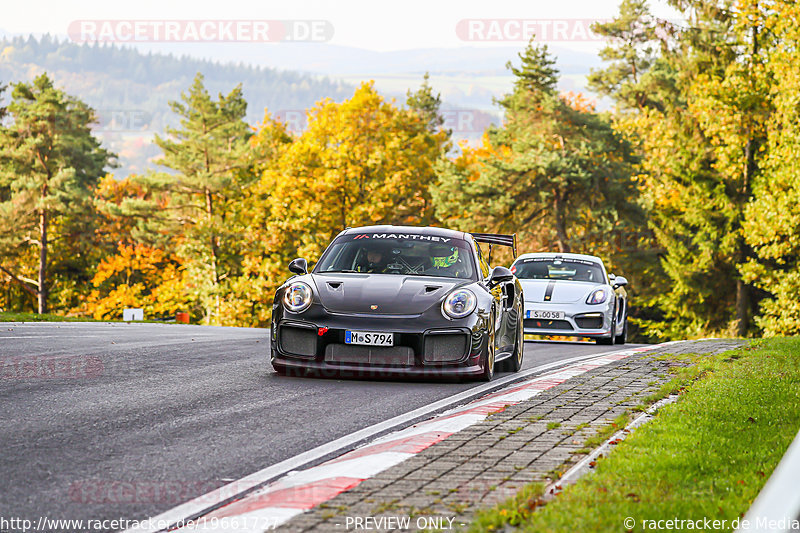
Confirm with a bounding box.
[736,427,800,532]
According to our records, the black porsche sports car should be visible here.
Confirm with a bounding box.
[270,225,524,381]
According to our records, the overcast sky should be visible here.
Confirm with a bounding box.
[5,0,682,54]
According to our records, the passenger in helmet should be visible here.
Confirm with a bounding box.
[430,245,463,277]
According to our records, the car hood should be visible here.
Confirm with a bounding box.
[310,273,471,314]
[519,279,602,304]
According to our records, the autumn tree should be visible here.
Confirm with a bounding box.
[592,0,773,338]
[215,112,293,326]
[149,73,253,324]
[740,0,800,335]
[268,81,447,245]
[236,83,449,325]
[0,73,114,313]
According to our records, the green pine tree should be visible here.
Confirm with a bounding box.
[406,72,446,133]
[150,72,253,324]
[587,0,664,111]
[0,73,114,313]
[504,40,558,95]
[433,39,639,256]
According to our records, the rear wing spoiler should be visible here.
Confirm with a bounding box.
[470,233,518,261]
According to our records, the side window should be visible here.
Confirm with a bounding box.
[476,244,491,279]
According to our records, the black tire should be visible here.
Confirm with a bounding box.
[615,319,628,345]
[480,312,497,382]
[596,316,616,345]
[271,346,290,376]
[499,305,524,373]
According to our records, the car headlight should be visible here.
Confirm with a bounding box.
[442,289,477,319]
[283,282,313,313]
[586,288,609,305]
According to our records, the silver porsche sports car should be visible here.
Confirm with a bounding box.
[510,253,628,345]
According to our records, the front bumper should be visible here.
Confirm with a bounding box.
[270,306,490,379]
[522,301,613,339]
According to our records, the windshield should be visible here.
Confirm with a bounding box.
[512,258,605,283]
[315,233,477,279]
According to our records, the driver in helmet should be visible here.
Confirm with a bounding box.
[356,247,389,273]
[430,245,463,277]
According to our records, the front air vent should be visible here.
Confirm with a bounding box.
[575,314,603,329]
[524,319,574,331]
[279,325,318,357]
[324,344,414,366]
[327,281,342,290]
[423,332,469,363]
[424,285,441,294]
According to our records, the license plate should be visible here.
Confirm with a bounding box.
[345,331,394,346]
[526,310,565,320]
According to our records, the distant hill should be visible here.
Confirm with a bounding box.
[0,35,355,176]
[128,41,604,108]
[0,35,604,177]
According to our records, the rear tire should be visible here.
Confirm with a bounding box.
[499,306,524,373]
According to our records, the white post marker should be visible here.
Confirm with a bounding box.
[123,308,144,321]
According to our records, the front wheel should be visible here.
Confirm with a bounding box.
[596,316,616,346]
[480,314,497,381]
[615,319,628,345]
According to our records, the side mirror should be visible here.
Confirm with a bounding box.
[613,276,628,288]
[487,266,514,288]
[288,258,308,275]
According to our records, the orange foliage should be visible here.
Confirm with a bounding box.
[72,243,193,321]
[561,91,597,113]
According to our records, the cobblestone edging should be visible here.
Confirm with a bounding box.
[282,339,747,532]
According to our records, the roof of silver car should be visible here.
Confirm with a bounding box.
[514,252,605,264]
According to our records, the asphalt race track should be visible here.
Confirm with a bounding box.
[0,322,646,527]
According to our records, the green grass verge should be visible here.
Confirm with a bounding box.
[0,311,174,323]
[0,311,101,322]
[468,483,546,532]
[471,338,800,532]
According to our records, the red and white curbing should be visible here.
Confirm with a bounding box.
[175,345,662,531]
